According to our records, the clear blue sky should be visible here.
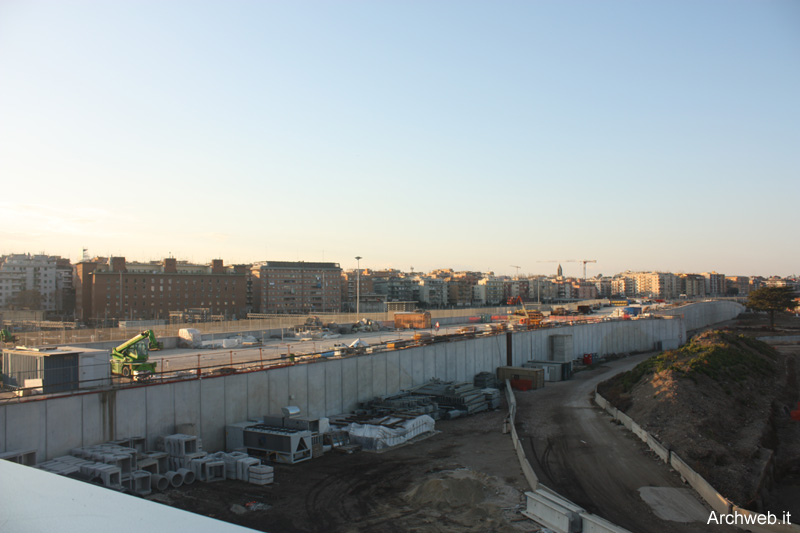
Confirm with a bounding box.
[1,1,798,278]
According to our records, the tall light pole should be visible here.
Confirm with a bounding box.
[354,256,362,316]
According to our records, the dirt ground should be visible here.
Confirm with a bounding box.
[146,406,539,533]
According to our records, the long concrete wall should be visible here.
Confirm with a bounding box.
[0,302,733,463]
[655,300,744,331]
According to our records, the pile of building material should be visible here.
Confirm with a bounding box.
[358,392,439,419]
[482,388,502,410]
[329,413,435,451]
[30,432,272,494]
[408,379,490,416]
[178,328,203,348]
[473,371,499,389]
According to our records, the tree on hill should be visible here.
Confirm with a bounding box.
[747,286,796,329]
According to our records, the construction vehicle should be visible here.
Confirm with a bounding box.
[146,329,162,350]
[110,330,158,380]
[508,296,544,328]
[1,327,16,344]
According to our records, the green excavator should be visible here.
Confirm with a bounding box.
[110,330,160,380]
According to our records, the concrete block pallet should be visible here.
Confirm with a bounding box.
[248,464,274,486]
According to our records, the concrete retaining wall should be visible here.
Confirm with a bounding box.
[655,301,744,331]
[505,380,539,491]
[0,301,731,465]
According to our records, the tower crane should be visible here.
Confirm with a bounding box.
[537,259,597,279]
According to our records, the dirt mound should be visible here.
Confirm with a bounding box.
[407,474,487,508]
[598,330,779,507]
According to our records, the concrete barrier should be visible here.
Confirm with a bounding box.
[647,435,670,463]
[669,453,732,515]
[581,512,634,533]
[522,490,582,533]
[505,380,539,491]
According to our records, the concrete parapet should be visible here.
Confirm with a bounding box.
[669,453,731,515]
[647,435,670,463]
[581,512,634,533]
[523,489,583,533]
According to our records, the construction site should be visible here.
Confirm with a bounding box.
[4,299,793,533]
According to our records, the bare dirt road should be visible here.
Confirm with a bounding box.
[516,354,739,533]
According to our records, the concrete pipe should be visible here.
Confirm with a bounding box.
[165,470,184,488]
[177,467,195,485]
[151,474,170,492]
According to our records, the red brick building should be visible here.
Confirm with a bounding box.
[75,257,246,323]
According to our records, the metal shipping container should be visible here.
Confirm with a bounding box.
[2,347,80,394]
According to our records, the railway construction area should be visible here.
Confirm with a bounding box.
[2,300,776,532]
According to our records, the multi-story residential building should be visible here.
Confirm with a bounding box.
[0,254,59,311]
[251,261,341,314]
[75,257,247,323]
[573,281,599,300]
[446,279,473,307]
[725,276,751,296]
[386,275,420,303]
[477,277,505,305]
[417,277,448,308]
[702,272,727,296]
[591,276,614,298]
[55,258,75,316]
[341,270,375,312]
[611,276,636,298]
[679,274,707,298]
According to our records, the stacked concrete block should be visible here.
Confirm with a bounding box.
[0,449,37,466]
[123,470,152,496]
[141,451,168,474]
[79,462,122,489]
[236,457,261,482]
[190,456,225,482]
[136,457,159,474]
[165,434,198,457]
[170,451,207,471]
[248,464,274,486]
[36,460,81,476]
[208,451,248,479]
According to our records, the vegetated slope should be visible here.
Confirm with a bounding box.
[597,330,778,508]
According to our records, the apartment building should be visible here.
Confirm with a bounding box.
[702,272,727,296]
[251,261,342,314]
[0,254,59,311]
[679,274,707,298]
[75,257,246,322]
[417,277,448,308]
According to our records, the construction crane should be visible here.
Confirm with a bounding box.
[510,265,521,279]
[537,259,597,279]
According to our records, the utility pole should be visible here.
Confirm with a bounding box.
[355,256,362,317]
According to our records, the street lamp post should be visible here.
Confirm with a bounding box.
[355,256,362,317]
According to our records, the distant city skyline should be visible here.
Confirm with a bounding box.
[1,2,798,277]
[0,249,794,281]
